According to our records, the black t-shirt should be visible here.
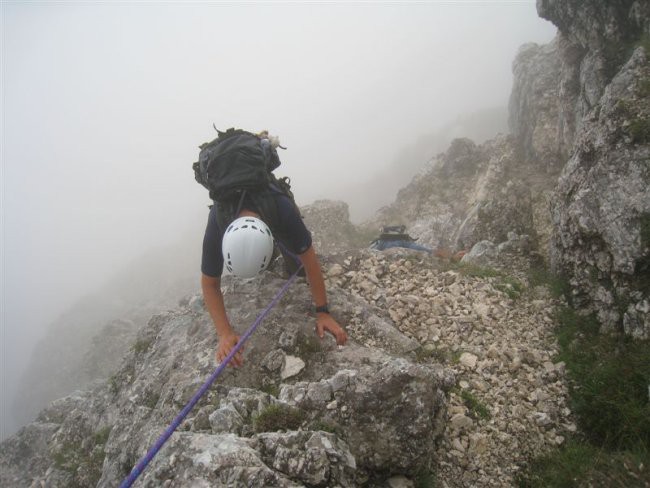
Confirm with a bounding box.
[201,193,312,277]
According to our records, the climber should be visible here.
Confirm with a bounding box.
[369,225,433,254]
[200,188,348,368]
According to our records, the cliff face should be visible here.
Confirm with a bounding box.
[537,0,650,338]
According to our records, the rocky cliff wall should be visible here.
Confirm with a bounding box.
[537,0,650,338]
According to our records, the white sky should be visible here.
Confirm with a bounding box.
[1,1,556,437]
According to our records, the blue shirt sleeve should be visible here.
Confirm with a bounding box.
[201,205,224,278]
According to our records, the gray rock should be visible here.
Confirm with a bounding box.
[461,241,497,265]
[281,355,306,380]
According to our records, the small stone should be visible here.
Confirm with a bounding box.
[452,438,465,452]
[387,475,414,488]
[328,264,345,276]
[281,356,305,380]
[509,356,522,372]
[326,400,338,410]
[533,411,552,427]
[459,353,478,369]
[451,413,473,431]
[543,361,555,373]
[487,345,500,359]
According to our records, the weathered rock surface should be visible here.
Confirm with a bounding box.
[0,268,454,487]
[509,37,568,171]
[301,200,362,254]
[550,46,650,338]
[537,1,650,338]
[322,248,573,487]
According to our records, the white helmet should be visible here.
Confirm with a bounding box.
[222,216,274,278]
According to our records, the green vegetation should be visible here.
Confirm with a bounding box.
[527,264,569,299]
[460,389,491,420]
[639,78,650,99]
[518,305,650,486]
[252,404,305,433]
[259,383,280,397]
[132,338,153,355]
[108,374,120,395]
[456,263,501,279]
[309,419,341,435]
[456,263,525,300]
[142,391,160,409]
[51,426,112,488]
[415,345,450,364]
[414,470,437,488]
[93,426,111,446]
[495,276,524,300]
[517,440,649,487]
[629,117,650,144]
[555,308,650,448]
[640,213,650,248]
[637,34,650,57]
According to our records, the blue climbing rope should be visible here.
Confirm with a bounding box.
[119,264,303,488]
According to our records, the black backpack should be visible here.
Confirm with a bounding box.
[193,128,282,203]
[192,127,306,276]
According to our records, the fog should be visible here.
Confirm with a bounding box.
[1,2,555,439]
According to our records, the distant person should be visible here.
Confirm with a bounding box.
[369,225,433,253]
[198,129,347,367]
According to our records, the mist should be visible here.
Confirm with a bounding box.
[1,2,555,439]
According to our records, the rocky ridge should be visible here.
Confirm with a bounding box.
[0,239,573,488]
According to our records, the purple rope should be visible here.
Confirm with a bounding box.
[119,266,303,488]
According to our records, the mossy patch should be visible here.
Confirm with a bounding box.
[460,389,491,420]
[457,263,501,279]
[628,117,650,144]
[640,213,650,248]
[51,426,111,488]
[259,383,280,397]
[495,276,524,300]
[132,338,153,355]
[415,345,451,364]
[309,419,341,435]
[414,470,437,488]
[252,404,305,433]
[527,264,569,299]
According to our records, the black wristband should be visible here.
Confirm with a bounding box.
[315,304,329,314]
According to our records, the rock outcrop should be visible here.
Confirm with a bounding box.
[509,37,568,171]
[301,200,362,254]
[1,267,454,487]
[536,0,650,338]
[370,135,539,255]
